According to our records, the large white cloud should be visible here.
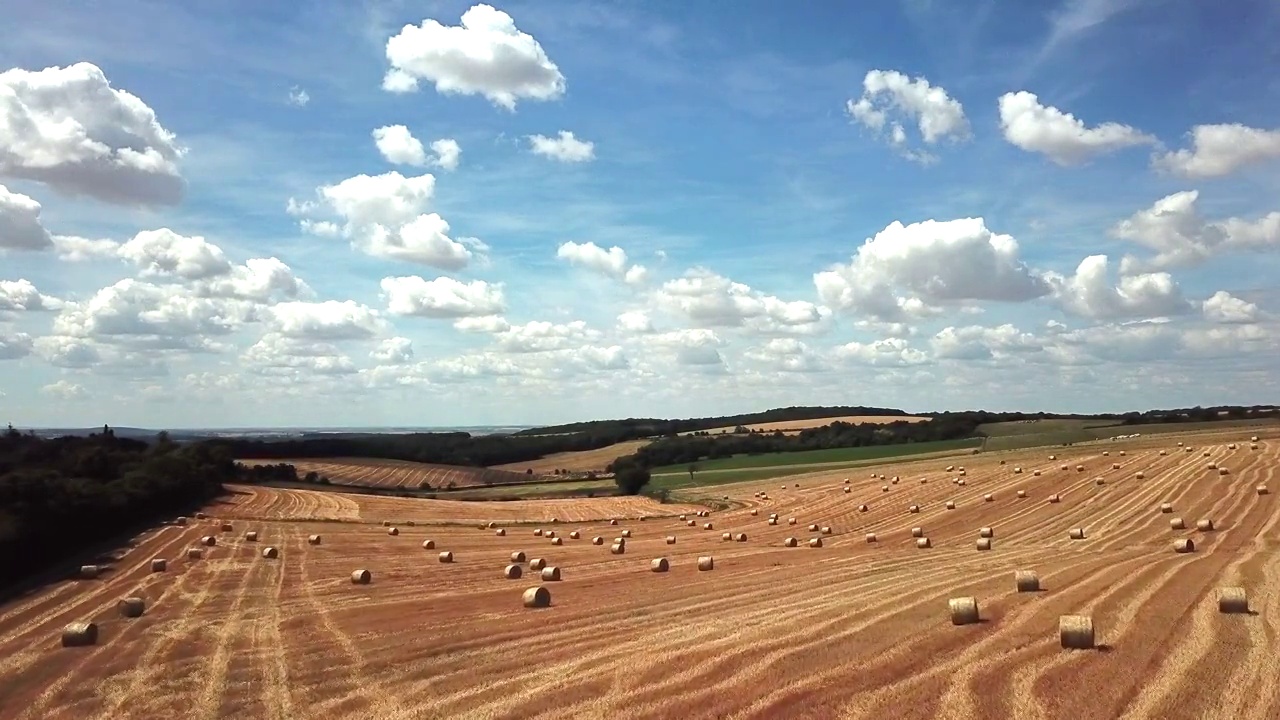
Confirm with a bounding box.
[833,337,930,367]
[51,279,252,350]
[845,69,970,163]
[1201,291,1259,324]
[493,320,601,353]
[528,131,595,163]
[556,240,646,284]
[1111,190,1280,272]
[1153,123,1280,179]
[381,275,506,318]
[0,331,33,360]
[266,300,385,341]
[815,217,1049,322]
[930,324,1044,360]
[290,171,483,270]
[372,125,461,170]
[0,279,60,313]
[0,62,185,206]
[997,91,1156,165]
[1045,255,1191,320]
[382,4,566,110]
[0,184,53,250]
[655,269,831,335]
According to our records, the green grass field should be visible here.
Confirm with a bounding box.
[977,417,1277,451]
[651,438,982,475]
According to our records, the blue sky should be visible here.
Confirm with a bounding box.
[1,0,1278,428]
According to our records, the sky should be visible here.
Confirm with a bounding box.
[1,0,1279,429]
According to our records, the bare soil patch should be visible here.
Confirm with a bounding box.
[688,414,931,435]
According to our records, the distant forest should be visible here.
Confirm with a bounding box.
[0,426,239,589]
[212,405,1278,471]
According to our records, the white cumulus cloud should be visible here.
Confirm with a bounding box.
[997,91,1156,165]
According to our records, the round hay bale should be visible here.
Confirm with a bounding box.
[949,596,980,625]
[704,522,714,530]
[920,477,928,484]
[187,548,203,560]
[1170,517,1186,529]
[959,470,966,476]
[1219,587,1249,614]
[807,523,819,531]
[984,494,994,502]
[308,535,322,545]
[438,551,454,563]
[976,538,992,551]
[1120,451,1126,456]
[534,529,543,537]
[1174,538,1195,553]
[195,512,207,520]
[522,586,551,609]
[1059,615,1095,649]
[1228,443,1237,450]
[201,536,217,547]
[422,540,435,550]
[650,558,669,572]
[504,564,522,579]
[511,551,527,563]
[1076,465,1085,472]
[620,530,632,538]
[221,522,233,532]
[820,526,832,535]
[882,485,890,492]
[721,532,732,541]
[1112,463,1121,470]
[1160,503,1173,513]
[1049,494,1061,503]
[751,509,759,515]
[1251,435,1259,442]
[592,536,604,545]
[261,547,279,559]
[406,520,416,527]
[350,569,371,584]
[1160,450,1167,455]
[1095,477,1105,486]
[551,517,559,524]
[387,527,399,536]
[784,537,798,547]
[245,531,258,541]
[1257,484,1269,495]
[768,517,778,525]
[610,543,625,554]
[1015,570,1040,592]
[610,519,618,526]
[858,504,869,512]
[946,465,954,472]
[908,505,920,514]
[679,514,687,521]
[530,557,546,571]
[686,520,696,527]
[1049,455,1057,460]
[496,529,507,537]
[79,565,99,579]
[1196,519,1215,531]
[176,516,188,526]
[1017,490,1028,499]
[1015,467,1023,474]
[1204,451,1211,457]
[61,622,98,647]
[1069,528,1086,540]
[958,479,966,486]
[945,500,956,510]
[1219,467,1229,476]
[866,533,877,543]
[1103,451,1110,457]
[788,518,798,525]
[545,530,556,539]
[666,535,676,544]
[808,538,823,548]
[382,520,391,527]
[1034,470,1042,477]
[911,526,924,538]
[487,522,497,529]
[979,527,994,538]
[697,556,714,571]
[916,537,931,549]
[540,566,561,581]
[1061,465,1069,471]
[1252,444,1259,450]
[795,483,800,488]
[844,478,850,484]
[735,533,748,542]
[551,537,563,546]
[150,558,166,572]
[844,487,851,494]
[118,597,145,618]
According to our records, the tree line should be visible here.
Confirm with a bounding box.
[0,425,240,589]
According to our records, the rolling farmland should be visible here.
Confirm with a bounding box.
[237,457,534,490]
[685,414,932,436]
[4,429,1280,719]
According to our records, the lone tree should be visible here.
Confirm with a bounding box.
[687,462,699,482]
[611,457,651,495]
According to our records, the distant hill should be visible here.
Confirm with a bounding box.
[514,406,915,437]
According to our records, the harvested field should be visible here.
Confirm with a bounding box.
[4,430,1279,719]
[687,414,931,436]
[491,440,652,474]
[237,458,533,491]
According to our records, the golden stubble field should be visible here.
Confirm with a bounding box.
[2,428,1278,720]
